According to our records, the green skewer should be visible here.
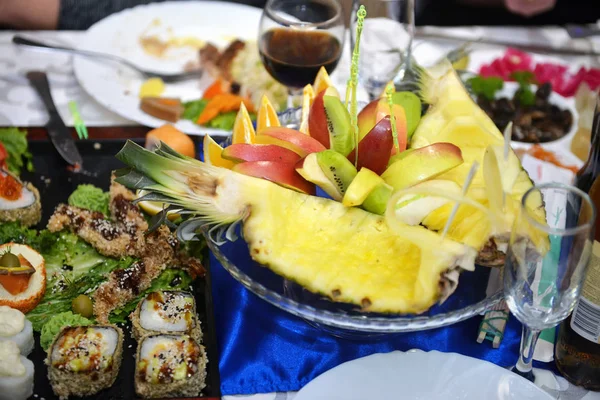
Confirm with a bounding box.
[385,85,399,152]
[349,5,366,167]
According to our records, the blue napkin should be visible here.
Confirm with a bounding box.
[210,253,559,395]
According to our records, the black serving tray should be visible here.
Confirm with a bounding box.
[18,139,221,400]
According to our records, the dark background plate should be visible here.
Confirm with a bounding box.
[18,139,221,400]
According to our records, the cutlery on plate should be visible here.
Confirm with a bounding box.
[13,36,203,83]
[26,71,84,167]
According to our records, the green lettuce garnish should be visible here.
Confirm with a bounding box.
[467,76,504,101]
[40,311,91,351]
[68,184,110,216]
[182,99,209,121]
[0,128,34,175]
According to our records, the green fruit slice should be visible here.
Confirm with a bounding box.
[323,95,354,156]
[343,168,382,207]
[392,91,421,138]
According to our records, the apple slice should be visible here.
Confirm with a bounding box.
[222,144,301,164]
[342,168,382,207]
[362,183,393,215]
[393,180,461,225]
[256,127,327,157]
[357,98,407,153]
[347,117,393,175]
[296,150,357,200]
[308,86,340,148]
[233,161,315,195]
[381,143,463,191]
[392,91,421,139]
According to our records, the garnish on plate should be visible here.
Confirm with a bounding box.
[0,128,34,175]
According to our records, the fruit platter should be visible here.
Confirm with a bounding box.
[113,13,548,334]
[0,136,221,399]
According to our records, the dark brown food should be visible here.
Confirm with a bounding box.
[477,83,573,144]
[139,97,184,123]
[199,40,245,83]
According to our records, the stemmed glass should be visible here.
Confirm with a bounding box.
[258,0,345,106]
[504,183,596,381]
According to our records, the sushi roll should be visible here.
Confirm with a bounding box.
[0,244,46,314]
[0,306,33,356]
[0,340,34,400]
[135,334,207,399]
[47,325,123,400]
[0,170,41,228]
[131,291,202,342]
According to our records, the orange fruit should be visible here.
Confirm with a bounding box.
[145,124,196,158]
[232,103,256,144]
[256,95,280,134]
[313,66,333,95]
[299,84,315,135]
[136,190,180,221]
[203,134,235,169]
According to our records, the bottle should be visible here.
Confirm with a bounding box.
[555,96,600,391]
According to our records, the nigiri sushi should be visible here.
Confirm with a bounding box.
[47,325,123,400]
[135,334,207,399]
[0,170,41,228]
[0,340,34,400]
[0,306,33,356]
[131,291,202,342]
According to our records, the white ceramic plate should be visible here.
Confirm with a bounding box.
[294,350,553,400]
[74,1,262,135]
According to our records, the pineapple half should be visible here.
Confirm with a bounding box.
[409,62,547,264]
[115,141,477,314]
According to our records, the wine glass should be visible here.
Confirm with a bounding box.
[504,183,596,381]
[258,0,345,107]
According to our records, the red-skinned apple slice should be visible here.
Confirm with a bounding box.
[233,160,316,195]
[308,86,340,148]
[346,117,393,175]
[357,99,408,153]
[222,144,301,164]
[381,143,463,190]
[255,127,326,157]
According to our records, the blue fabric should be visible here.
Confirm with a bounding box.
[210,253,559,395]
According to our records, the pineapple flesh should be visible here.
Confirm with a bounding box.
[410,63,546,258]
[116,141,476,314]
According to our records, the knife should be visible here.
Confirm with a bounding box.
[26,71,83,167]
[414,29,600,57]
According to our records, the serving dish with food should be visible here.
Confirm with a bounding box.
[73,1,287,136]
[0,134,220,399]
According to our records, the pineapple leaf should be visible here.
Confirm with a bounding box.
[114,168,159,190]
[177,217,207,242]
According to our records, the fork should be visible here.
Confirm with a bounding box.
[13,35,204,84]
[68,101,88,140]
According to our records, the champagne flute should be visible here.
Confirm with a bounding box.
[258,0,345,107]
[504,183,596,381]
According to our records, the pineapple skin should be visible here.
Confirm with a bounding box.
[241,181,460,314]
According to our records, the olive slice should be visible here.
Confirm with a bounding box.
[0,252,20,269]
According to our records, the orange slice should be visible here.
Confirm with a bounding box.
[256,95,280,134]
[232,103,256,144]
[145,124,196,158]
[299,84,315,135]
[203,134,235,169]
[313,66,333,95]
[136,190,181,221]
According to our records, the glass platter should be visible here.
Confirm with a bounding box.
[206,229,503,334]
[208,105,503,334]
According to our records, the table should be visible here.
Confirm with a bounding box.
[2,26,600,399]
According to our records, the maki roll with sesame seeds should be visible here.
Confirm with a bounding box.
[135,334,207,399]
[130,291,202,342]
[46,325,123,400]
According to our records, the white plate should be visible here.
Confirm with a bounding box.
[74,1,262,136]
[295,350,553,400]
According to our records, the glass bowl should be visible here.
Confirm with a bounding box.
[205,228,503,334]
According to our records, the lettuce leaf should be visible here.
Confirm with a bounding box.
[40,311,91,351]
[0,128,34,175]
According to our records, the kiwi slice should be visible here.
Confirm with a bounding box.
[296,150,357,201]
[323,95,354,156]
